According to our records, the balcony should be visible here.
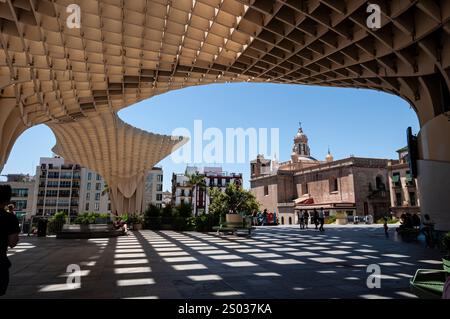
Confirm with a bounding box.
[405,173,415,187]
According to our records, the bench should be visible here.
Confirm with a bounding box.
[57,224,125,239]
[213,222,254,237]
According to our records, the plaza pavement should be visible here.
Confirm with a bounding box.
[1,224,444,299]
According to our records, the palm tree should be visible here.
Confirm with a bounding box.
[186,173,206,216]
[101,183,109,197]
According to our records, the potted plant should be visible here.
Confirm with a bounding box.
[226,212,243,224]
[129,214,143,230]
[442,231,450,273]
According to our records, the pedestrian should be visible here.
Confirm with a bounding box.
[7,204,15,215]
[422,214,435,248]
[0,185,21,296]
[412,214,421,229]
[299,211,305,229]
[383,216,389,237]
[319,207,325,232]
[304,210,309,229]
[313,209,319,230]
[252,211,258,226]
[262,209,268,226]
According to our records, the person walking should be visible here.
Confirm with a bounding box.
[422,214,435,248]
[304,210,309,229]
[383,216,389,237]
[252,211,258,226]
[299,211,305,229]
[319,207,325,232]
[0,185,21,296]
[262,209,268,226]
[313,209,319,230]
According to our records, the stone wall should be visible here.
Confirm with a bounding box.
[293,166,355,204]
[353,166,390,217]
[250,175,279,213]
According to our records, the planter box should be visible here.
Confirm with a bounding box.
[226,214,243,224]
[335,218,348,225]
[133,223,143,230]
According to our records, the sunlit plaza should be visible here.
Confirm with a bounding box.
[2,225,442,299]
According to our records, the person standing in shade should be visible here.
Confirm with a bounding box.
[319,207,325,232]
[0,185,21,296]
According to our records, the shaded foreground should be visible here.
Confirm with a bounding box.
[2,225,443,299]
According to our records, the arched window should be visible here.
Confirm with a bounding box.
[281,216,285,225]
[289,217,292,225]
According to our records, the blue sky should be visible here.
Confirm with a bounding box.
[1,83,419,190]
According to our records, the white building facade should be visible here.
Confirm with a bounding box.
[171,166,243,215]
[142,167,164,210]
[0,174,35,220]
[78,169,111,214]
[34,157,82,218]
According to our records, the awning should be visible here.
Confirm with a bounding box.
[295,201,356,210]
[294,197,314,205]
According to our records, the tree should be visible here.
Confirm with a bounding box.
[101,183,109,197]
[144,204,161,230]
[209,182,260,218]
[208,188,228,217]
[173,203,193,231]
[161,204,173,225]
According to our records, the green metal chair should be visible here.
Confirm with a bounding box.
[410,269,448,299]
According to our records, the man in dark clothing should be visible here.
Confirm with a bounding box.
[304,211,309,229]
[0,185,20,296]
[313,209,319,230]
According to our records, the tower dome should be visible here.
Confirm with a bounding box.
[292,122,311,158]
[325,148,334,162]
[294,127,308,143]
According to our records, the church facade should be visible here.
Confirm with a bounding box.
[250,125,393,225]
